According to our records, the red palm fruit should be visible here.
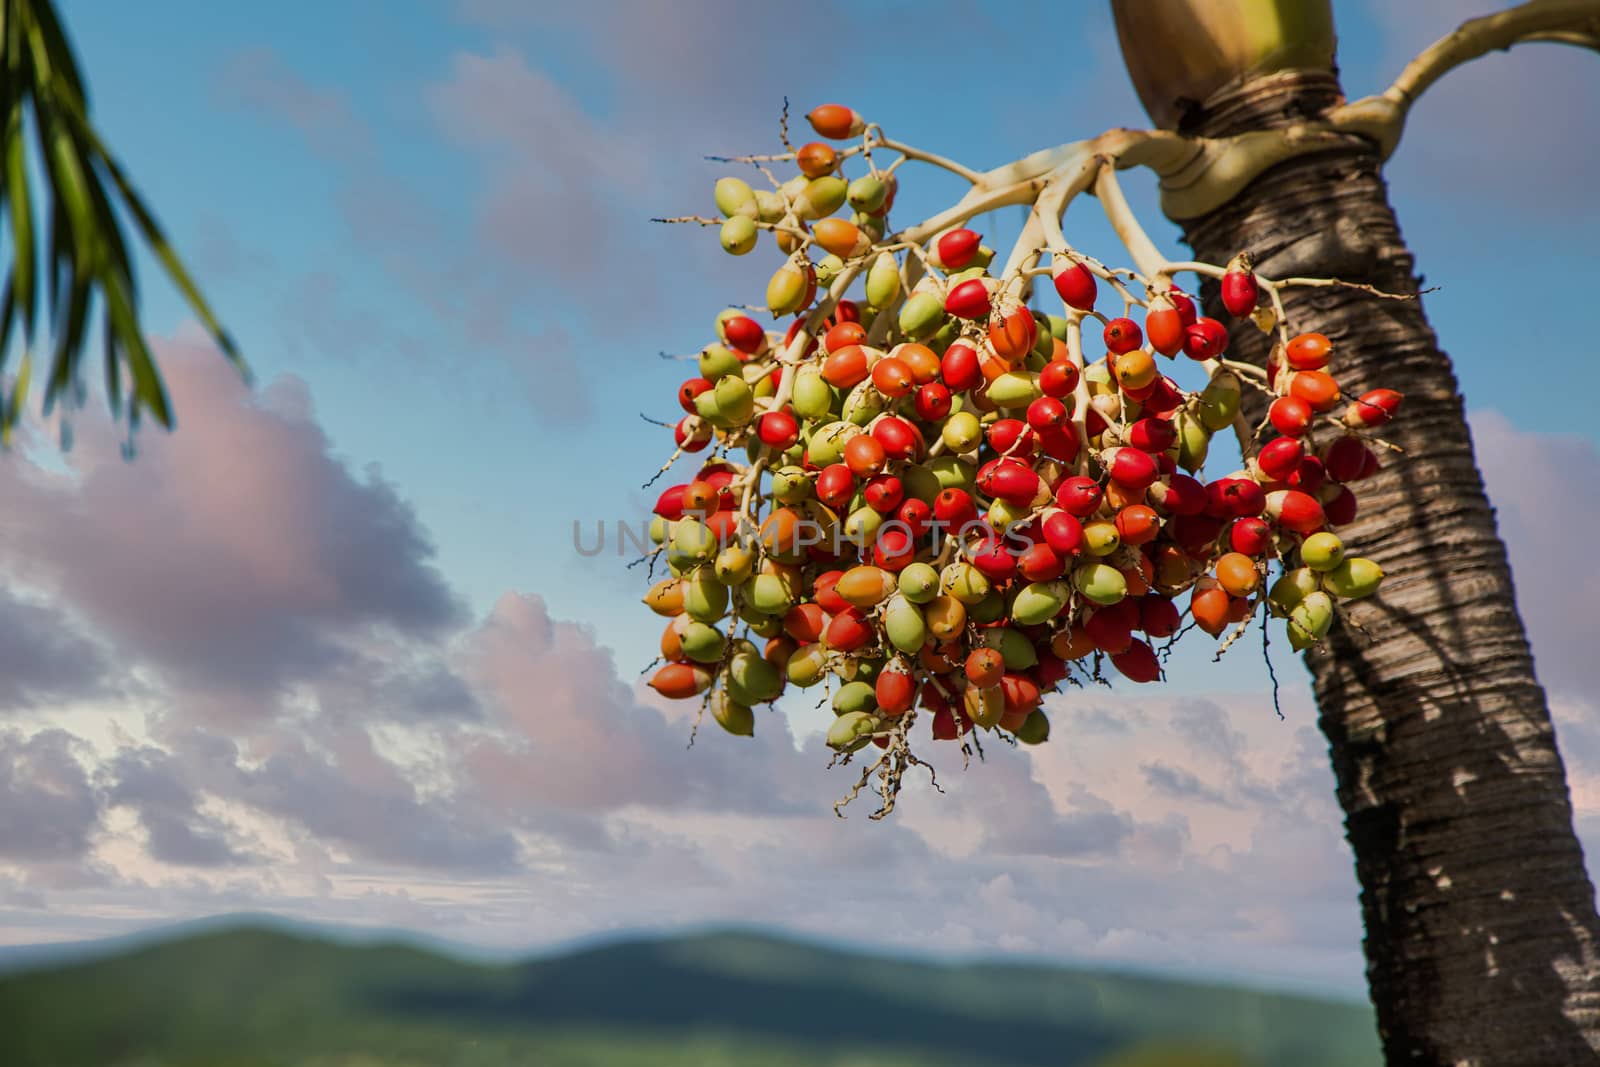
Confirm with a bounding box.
[1172,513,1225,553]
[874,527,917,571]
[1358,445,1382,480]
[825,607,874,652]
[989,306,1038,361]
[1115,504,1161,546]
[872,416,922,460]
[1037,427,1081,463]
[1111,639,1161,683]
[1182,317,1229,361]
[681,480,719,517]
[678,378,713,414]
[844,434,887,476]
[757,409,800,450]
[1055,475,1102,517]
[783,602,826,643]
[1142,375,1184,415]
[1190,583,1232,636]
[1036,511,1080,557]
[876,668,918,716]
[653,485,687,520]
[1104,447,1158,490]
[1344,388,1403,428]
[1291,370,1341,412]
[1146,303,1185,356]
[945,278,992,319]
[863,474,904,513]
[1140,594,1181,638]
[987,419,1034,457]
[892,343,940,383]
[806,103,861,139]
[660,623,686,662]
[1221,269,1260,317]
[1034,652,1069,687]
[934,487,978,529]
[1257,437,1304,481]
[979,461,1041,506]
[1269,395,1315,437]
[1229,517,1273,556]
[1324,485,1359,526]
[1053,261,1097,310]
[931,706,972,741]
[1084,406,1108,438]
[1215,553,1260,599]
[1103,317,1143,354]
[941,341,983,392]
[676,417,712,452]
[1123,552,1157,596]
[1000,674,1041,716]
[1225,595,1254,624]
[831,300,862,325]
[1149,473,1207,516]
[966,647,1006,687]
[704,509,740,543]
[723,314,766,354]
[1027,396,1069,433]
[783,318,817,358]
[914,382,952,421]
[1266,489,1326,534]
[1154,546,1194,590]
[1085,607,1134,654]
[1288,456,1326,493]
[1038,360,1079,398]
[897,497,932,538]
[1285,332,1333,370]
[1170,289,1198,325]
[796,141,837,177]
[649,663,712,699]
[824,321,867,353]
[1017,542,1065,582]
[937,228,982,270]
[816,464,856,509]
[1207,477,1266,518]
[1126,417,1176,453]
[812,570,848,614]
[821,344,870,389]
[1103,479,1144,511]
[970,537,1018,581]
[871,356,915,398]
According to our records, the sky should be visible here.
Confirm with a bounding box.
[0,0,1597,999]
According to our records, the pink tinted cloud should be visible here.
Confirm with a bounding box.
[0,332,464,715]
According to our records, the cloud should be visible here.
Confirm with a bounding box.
[217,46,374,162]
[0,589,117,712]
[0,731,101,863]
[101,747,254,869]
[1470,409,1600,702]
[0,332,466,721]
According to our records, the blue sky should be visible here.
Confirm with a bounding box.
[0,0,1596,995]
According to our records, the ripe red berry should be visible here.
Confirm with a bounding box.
[945,278,992,319]
[1104,317,1143,354]
[723,315,766,354]
[1182,317,1229,361]
[757,409,800,450]
[1053,262,1097,310]
[1257,437,1304,481]
[941,341,982,392]
[914,381,952,421]
[1221,270,1260,317]
[1269,396,1315,438]
[1039,360,1079,398]
[937,229,982,271]
[1027,396,1069,432]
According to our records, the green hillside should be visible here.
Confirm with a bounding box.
[0,923,1379,1067]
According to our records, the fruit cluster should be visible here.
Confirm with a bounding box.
[641,103,1401,804]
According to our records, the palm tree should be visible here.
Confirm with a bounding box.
[1110,0,1600,1060]
[0,0,240,445]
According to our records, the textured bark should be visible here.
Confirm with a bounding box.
[1176,70,1600,1065]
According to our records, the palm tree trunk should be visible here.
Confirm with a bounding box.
[1174,69,1600,1063]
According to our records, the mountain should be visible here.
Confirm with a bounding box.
[0,922,1380,1066]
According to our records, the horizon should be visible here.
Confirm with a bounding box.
[1,0,1597,1025]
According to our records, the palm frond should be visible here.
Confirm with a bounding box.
[0,0,245,444]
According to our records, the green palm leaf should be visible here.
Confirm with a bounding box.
[0,0,244,441]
